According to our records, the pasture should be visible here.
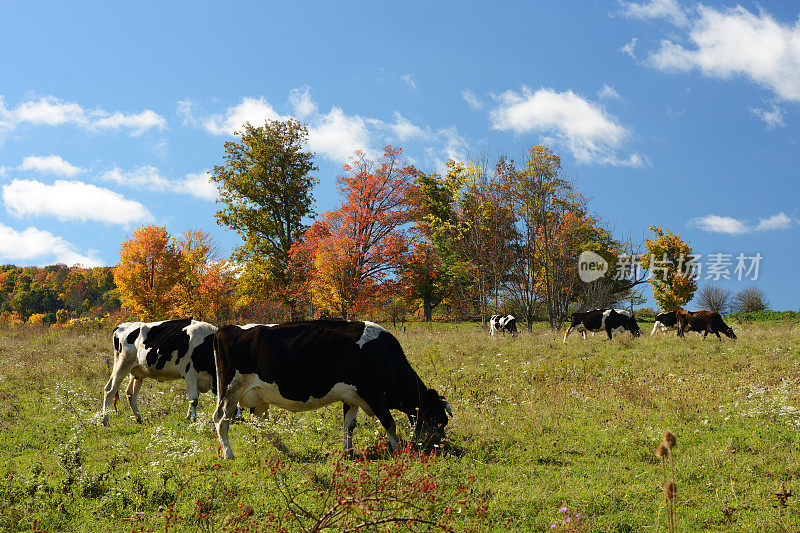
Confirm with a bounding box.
[1,319,799,531]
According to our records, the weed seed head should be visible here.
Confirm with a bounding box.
[656,443,669,458]
[663,431,677,449]
[664,480,677,500]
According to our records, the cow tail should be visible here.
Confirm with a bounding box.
[213,332,225,402]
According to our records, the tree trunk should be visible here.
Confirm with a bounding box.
[423,293,432,322]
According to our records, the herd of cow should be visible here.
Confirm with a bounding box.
[102,309,735,459]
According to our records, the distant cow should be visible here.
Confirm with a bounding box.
[677,310,736,340]
[651,311,679,335]
[213,321,452,460]
[102,319,218,425]
[563,309,641,342]
[489,315,518,338]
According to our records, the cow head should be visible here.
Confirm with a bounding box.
[626,314,641,337]
[413,388,452,449]
[724,326,737,340]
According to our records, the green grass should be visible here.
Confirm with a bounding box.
[1,321,800,531]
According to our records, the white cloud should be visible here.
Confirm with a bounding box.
[176,99,198,125]
[0,222,103,266]
[598,84,622,100]
[620,37,639,59]
[203,97,284,135]
[388,112,423,141]
[618,0,688,27]
[648,5,800,102]
[489,86,643,166]
[19,155,83,177]
[461,89,483,110]
[755,212,792,231]
[288,87,317,119]
[749,103,786,129]
[100,166,217,201]
[690,211,793,234]
[178,171,218,201]
[0,95,166,136]
[92,110,166,135]
[401,74,417,89]
[3,179,153,227]
[308,107,377,161]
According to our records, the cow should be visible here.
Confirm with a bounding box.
[676,310,736,340]
[651,311,679,335]
[212,320,452,460]
[563,308,641,342]
[102,319,218,426]
[489,314,518,338]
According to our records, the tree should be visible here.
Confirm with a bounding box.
[114,225,182,320]
[292,147,416,319]
[170,230,236,322]
[640,226,697,311]
[211,119,317,319]
[732,286,769,313]
[696,284,732,314]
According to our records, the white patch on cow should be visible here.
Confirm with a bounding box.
[234,373,372,414]
[240,323,277,329]
[356,321,386,348]
[613,309,632,317]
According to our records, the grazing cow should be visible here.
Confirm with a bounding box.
[563,308,641,342]
[651,311,679,335]
[102,319,218,425]
[489,314,518,338]
[677,310,736,340]
[213,320,452,460]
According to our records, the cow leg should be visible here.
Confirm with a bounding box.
[342,404,359,451]
[563,326,573,343]
[651,322,659,335]
[714,330,722,341]
[185,375,200,422]
[702,331,708,340]
[126,377,143,424]
[373,403,399,451]
[214,392,240,460]
[605,326,614,340]
[102,358,137,426]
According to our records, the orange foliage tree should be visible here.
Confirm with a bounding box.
[289,147,416,319]
[114,225,182,320]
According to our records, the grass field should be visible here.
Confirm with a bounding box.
[1,319,799,531]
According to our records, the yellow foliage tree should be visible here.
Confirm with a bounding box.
[641,225,697,311]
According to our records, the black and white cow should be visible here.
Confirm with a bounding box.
[563,309,641,342]
[651,311,679,335]
[102,319,218,425]
[213,320,452,460]
[489,314,518,338]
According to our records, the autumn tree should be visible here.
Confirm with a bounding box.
[114,225,182,320]
[291,146,416,319]
[170,230,235,322]
[640,225,697,310]
[211,119,317,319]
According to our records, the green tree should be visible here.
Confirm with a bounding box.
[211,119,318,319]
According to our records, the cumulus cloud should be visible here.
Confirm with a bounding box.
[461,89,483,110]
[3,179,153,227]
[749,103,786,129]
[308,107,378,161]
[690,211,793,234]
[617,0,688,27]
[0,95,166,135]
[202,97,285,135]
[288,87,317,118]
[648,5,800,102]
[489,86,644,166]
[20,155,83,177]
[388,112,424,141]
[0,222,103,266]
[598,84,622,100]
[100,166,217,201]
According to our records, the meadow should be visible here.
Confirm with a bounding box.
[1,318,799,532]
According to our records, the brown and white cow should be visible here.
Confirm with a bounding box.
[676,310,736,340]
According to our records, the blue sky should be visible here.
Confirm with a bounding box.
[0,0,797,309]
